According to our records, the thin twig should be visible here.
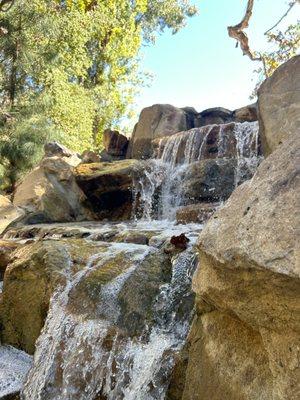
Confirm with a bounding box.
[265,1,297,35]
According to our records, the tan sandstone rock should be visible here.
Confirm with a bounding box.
[183,134,300,400]
[13,157,89,224]
[0,195,24,235]
[0,239,105,354]
[176,203,219,224]
[127,104,194,159]
[258,55,300,155]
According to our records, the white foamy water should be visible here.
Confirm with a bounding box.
[133,121,261,221]
[21,223,199,400]
[0,345,32,398]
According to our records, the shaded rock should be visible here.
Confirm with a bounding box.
[13,157,89,224]
[182,158,236,203]
[258,56,300,155]
[116,249,172,336]
[166,345,190,400]
[0,240,20,278]
[1,241,70,353]
[103,129,129,157]
[195,107,234,127]
[81,150,101,164]
[0,196,24,235]
[75,160,141,220]
[176,203,219,224]
[233,103,258,122]
[183,135,300,400]
[127,104,194,159]
[170,234,190,250]
[99,149,125,162]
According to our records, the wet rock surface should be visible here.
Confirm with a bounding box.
[176,202,219,224]
[0,220,201,399]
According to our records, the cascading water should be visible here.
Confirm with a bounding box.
[1,120,262,400]
[19,223,200,400]
[133,121,261,220]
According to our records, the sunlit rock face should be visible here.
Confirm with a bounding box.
[183,135,300,400]
[1,239,101,354]
[258,55,300,155]
[0,195,24,235]
[13,157,90,224]
[127,104,196,160]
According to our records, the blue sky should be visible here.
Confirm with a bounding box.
[135,0,299,114]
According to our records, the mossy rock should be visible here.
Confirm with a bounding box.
[0,239,106,354]
[75,160,139,179]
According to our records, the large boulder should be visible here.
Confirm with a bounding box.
[0,195,24,235]
[103,129,129,157]
[195,107,233,126]
[183,135,300,400]
[258,56,300,155]
[233,103,258,122]
[75,160,141,220]
[1,241,70,353]
[13,157,89,224]
[127,104,195,159]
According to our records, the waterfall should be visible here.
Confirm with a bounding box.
[21,229,198,400]
[133,121,261,221]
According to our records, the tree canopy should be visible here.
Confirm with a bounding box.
[0,0,196,190]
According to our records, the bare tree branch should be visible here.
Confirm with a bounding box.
[264,1,297,35]
[227,0,261,61]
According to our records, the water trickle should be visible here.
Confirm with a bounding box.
[233,121,261,186]
[133,121,261,221]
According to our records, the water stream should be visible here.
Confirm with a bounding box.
[1,121,261,400]
[133,121,260,220]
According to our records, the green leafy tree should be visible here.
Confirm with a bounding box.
[0,0,197,190]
